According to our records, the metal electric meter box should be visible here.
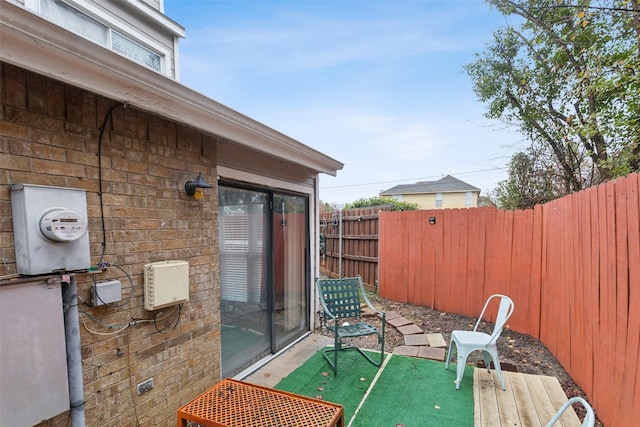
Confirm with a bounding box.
[10,184,91,275]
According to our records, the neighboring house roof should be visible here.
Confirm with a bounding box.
[380,175,480,195]
[0,1,343,177]
[478,196,496,207]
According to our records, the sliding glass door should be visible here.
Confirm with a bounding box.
[218,187,270,377]
[219,186,309,378]
[273,193,309,349]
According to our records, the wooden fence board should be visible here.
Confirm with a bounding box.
[467,208,487,317]
[482,210,511,321]
[432,210,446,309]
[436,209,453,312]
[541,197,562,357]
[377,211,391,298]
[451,209,469,315]
[381,210,407,302]
[419,211,437,308]
[620,174,640,425]
[563,194,577,376]
[573,189,590,395]
[494,210,510,303]
[529,204,543,339]
[560,195,573,370]
[510,209,533,334]
[592,186,609,412]
[583,186,600,399]
[613,177,630,419]
[405,210,421,305]
[602,181,618,423]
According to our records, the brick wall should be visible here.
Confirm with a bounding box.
[1,62,221,426]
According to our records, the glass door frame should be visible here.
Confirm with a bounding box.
[218,181,311,376]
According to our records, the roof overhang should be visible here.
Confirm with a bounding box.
[0,1,343,176]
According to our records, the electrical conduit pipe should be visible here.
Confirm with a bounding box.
[63,276,85,426]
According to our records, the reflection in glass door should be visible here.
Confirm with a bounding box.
[218,186,310,377]
[273,193,309,349]
[219,187,270,378]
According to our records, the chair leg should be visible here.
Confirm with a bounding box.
[455,351,469,390]
[333,334,339,374]
[488,349,506,391]
[321,333,340,375]
[445,339,455,370]
[446,340,466,390]
[482,350,492,373]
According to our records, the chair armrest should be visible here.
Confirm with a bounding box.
[357,277,385,318]
[545,396,594,427]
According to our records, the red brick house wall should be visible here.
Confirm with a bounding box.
[1,62,221,426]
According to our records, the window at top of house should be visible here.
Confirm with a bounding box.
[465,191,473,207]
[38,0,162,73]
[112,31,161,71]
[435,193,443,207]
[391,194,402,201]
[41,0,108,45]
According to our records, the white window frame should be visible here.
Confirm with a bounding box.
[25,0,172,76]
[465,191,473,207]
[435,193,443,208]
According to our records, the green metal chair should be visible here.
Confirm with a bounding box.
[316,276,386,374]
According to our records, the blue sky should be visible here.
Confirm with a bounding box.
[164,0,525,205]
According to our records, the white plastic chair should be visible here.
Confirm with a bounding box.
[445,294,514,390]
[546,396,595,427]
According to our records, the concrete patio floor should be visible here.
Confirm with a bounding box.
[241,332,333,388]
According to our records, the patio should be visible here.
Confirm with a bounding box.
[240,333,583,427]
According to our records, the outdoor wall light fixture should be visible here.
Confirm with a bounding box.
[429,216,436,225]
[184,172,213,201]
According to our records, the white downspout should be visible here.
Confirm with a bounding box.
[63,276,85,427]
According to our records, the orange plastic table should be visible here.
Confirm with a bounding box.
[177,378,344,427]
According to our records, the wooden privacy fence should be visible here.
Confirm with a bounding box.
[319,206,390,290]
[378,172,640,427]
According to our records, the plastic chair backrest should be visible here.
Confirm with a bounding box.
[317,277,363,320]
[473,294,514,343]
[545,396,595,427]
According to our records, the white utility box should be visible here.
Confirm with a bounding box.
[92,280,122,306]
[10,184,91,275]
[144,260,189,310]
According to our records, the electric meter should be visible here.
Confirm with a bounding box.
[39,208,88,242]
[10,184,91,275]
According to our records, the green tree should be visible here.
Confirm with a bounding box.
[495,147,564,209]
[467,0,640,198]
[344,197,418,211]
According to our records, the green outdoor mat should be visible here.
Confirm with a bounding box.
[275,348,474,427]
[274,348,383,421]
[351,355,474,427]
